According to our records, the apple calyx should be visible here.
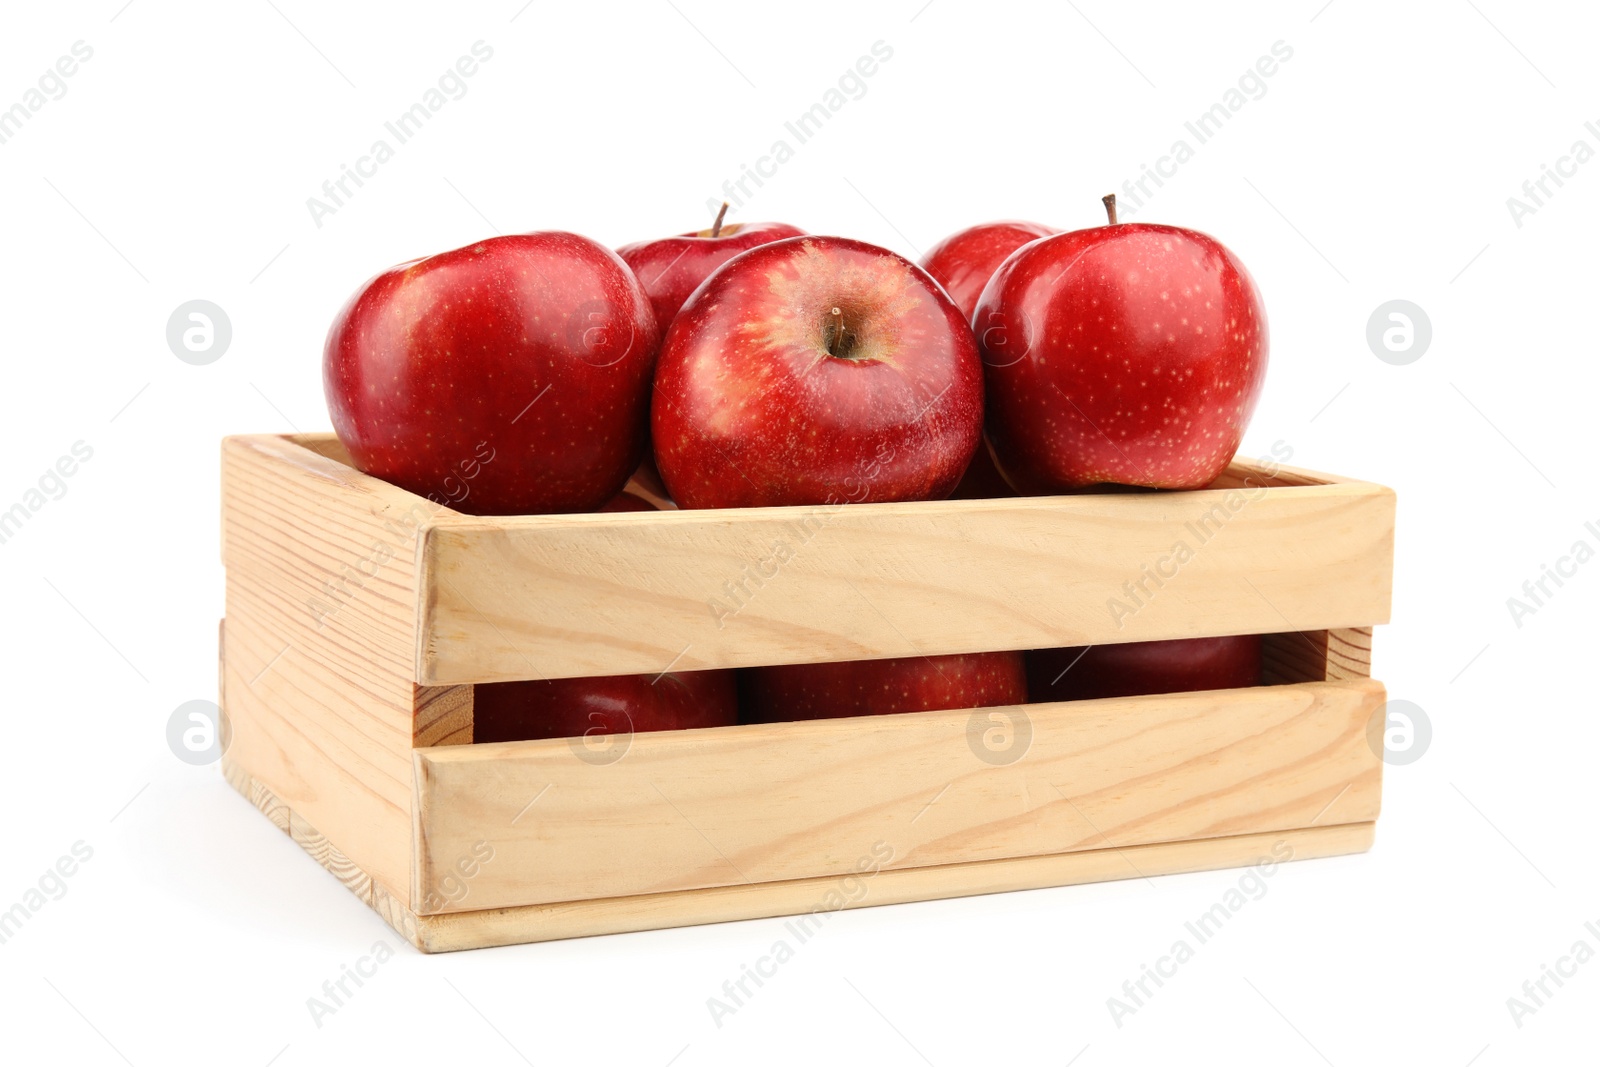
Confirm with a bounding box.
[825,306,856,359]
[1102,193,1119,225]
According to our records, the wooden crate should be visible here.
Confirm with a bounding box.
[218,433,1394,952]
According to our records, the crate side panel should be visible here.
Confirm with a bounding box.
[413,679,1384,913]
[1208,459,1355,489]
[222,758,427,950]
[412,821,1375,951]
[419,482,1395,684]
[221,435,428,902]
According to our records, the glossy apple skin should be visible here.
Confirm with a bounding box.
[324,232,659,515]
[1026,635,1262,702]
[919,220,1058,322]
[975,222,1268,492]
[742,652,1027,723]
[618,221,806,330]
[652,236,985,509]
[473,670,738,743]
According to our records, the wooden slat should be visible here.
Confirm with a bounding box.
[223,755,292,833]
[292,431,673,510]
[1261,628,1374,685]
[275,433,1393,686]
[410,822,1375,952]
[222,758,424,948]
[1326,627,1373,680]
[220,434,437,903]
[289,434,1347,494]
[1206,460,1353,490]
[292,433,356,466]
[415,685,472,747]
[225,756,1371,953]
[416,474,1396,684]
[413,679,1385,914]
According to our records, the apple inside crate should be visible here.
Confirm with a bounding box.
[219,433,1395,953]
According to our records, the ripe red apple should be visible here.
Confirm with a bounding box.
[742,652,1027,723]
[617,205,805,329]
[652,235,985,509]
[919,220,1057,322]
[975,196,1268,491]
[473,670,738,743]
[1026,635,1262,702]
[325,232,658,515]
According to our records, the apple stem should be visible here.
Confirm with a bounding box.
[828,307,846,357]
[711,201,729,238]
[1102,193,1118,225]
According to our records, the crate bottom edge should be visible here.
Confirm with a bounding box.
[221,757,1374,954]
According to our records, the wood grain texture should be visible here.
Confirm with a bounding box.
[223,754,291,833]
[1261,628,1374,686]
[223,435,1393,947]
[225,755,1371,953]
[295,431,674,511]
[408,822,1375,952]
[222,758,425,949]
[220,434,444,903]
[291,432,1337,494]
[416,469,1396,684]
[1326,627,1374,680]
[415,685,472,746]
[1207,460,1353,489]
[414,679,1385,914]
[293,433,357,466]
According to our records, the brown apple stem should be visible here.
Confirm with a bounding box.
[828,307,844,356]
[1102,193,1118,225]
[711,201,729,238]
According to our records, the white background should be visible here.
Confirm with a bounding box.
[2,1,1595,1063]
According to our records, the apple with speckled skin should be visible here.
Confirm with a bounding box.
[618,208,806,330]
[473,669,738,743]
[652,235,985,509]
[742,652,1027,723]
[975,197,1268,491]
[1026,635,1262,702]
[920,220,1057,321]
[324,232,658,515]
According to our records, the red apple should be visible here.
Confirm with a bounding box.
[324,232,658,515]
[919,220,1057,322]
[742,652,1027,723]
[473,669,738,743]
[1026,635,1262,702]
[617,205,805,329]
[975,196,1268,491]
[652,235,985,509]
